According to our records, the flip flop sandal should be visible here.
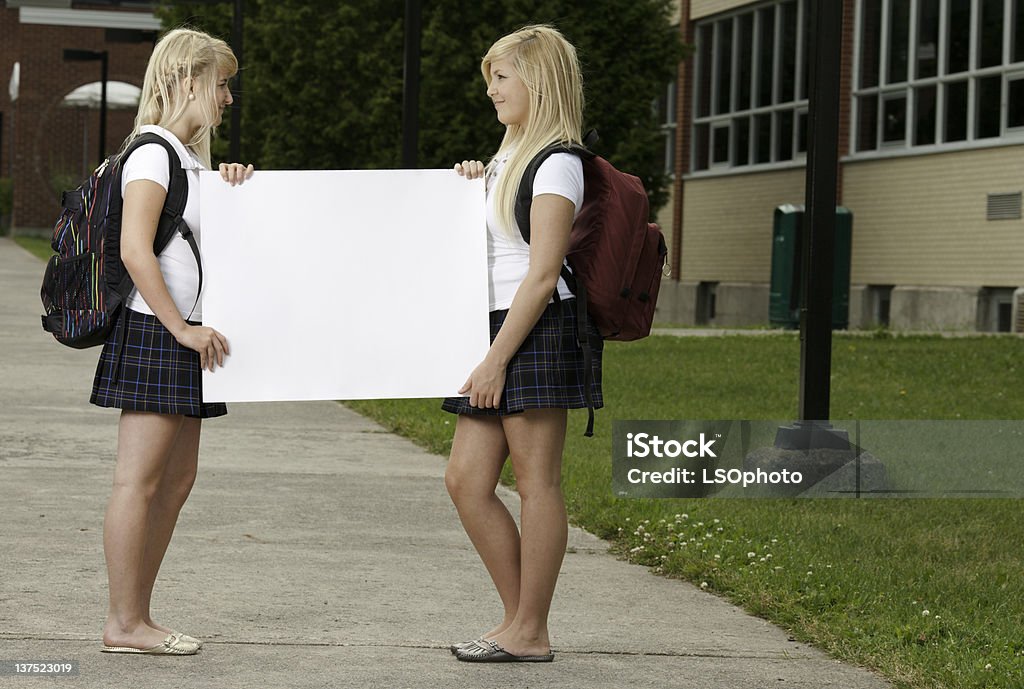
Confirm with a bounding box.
[101,632,200,655]
[454,638,552,659]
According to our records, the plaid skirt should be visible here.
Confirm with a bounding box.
[90,308,227,419]
[442,298,603,416]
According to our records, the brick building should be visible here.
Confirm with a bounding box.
[1,0,158,234]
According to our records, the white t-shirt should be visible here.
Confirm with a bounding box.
[120,124,207,320]
[487,151,584,311]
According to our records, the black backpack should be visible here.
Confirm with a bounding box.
[40,133,199,348]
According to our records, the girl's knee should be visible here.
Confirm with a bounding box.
[444,462,468,500]
[445,460,497,503]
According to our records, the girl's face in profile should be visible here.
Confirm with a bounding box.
[487,58,529,126]
[184,70,234,128]
[213,71,234,125]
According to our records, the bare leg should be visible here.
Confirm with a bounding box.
[489,408,567,657]
[102,411,184,649]
[140,417,201,634]
[445,414,518,637]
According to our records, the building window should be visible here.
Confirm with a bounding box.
[868,285,894,326]
[855,0,1024,153]
[692,0,809,172]
[978,287,1015,331]
[697,281,718,323]
[656,80,677,176]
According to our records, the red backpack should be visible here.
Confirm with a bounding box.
[515,132,668,435]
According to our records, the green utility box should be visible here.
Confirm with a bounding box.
[769,205,852,330]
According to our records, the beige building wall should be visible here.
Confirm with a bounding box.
[843,147,1024,287]
[670,0,681,25]
[691,0,758,20]
[679,168,806,283]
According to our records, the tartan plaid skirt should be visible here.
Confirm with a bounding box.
[442,298,603,416]
[90,308,227,419]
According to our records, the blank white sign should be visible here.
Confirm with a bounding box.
[199,169,488,403]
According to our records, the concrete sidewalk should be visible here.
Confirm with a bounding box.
[0,237,889,688]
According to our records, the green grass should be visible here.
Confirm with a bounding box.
[13,236,54,262]
[347,335,1024,689]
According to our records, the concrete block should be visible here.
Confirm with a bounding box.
[889,285,980,332]
[654,280,698,326]
[714,282,769,327]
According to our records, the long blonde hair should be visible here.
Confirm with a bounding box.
[482,25,583,238]
[125,28,237,169]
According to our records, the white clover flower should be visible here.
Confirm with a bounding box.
[747,552,757,558]
[984,664,993,671]
[717,527,724,532]
[765,554,773,560]
[774,566,783,571]
[714,554,721,560]
[700,581,708,589]
[759,558,766,563]
[713,518,720,524]
[921,609,930,617]
[807,570,813,576]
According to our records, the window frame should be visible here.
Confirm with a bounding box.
[688,0,809,177]
[849,0,1024,160]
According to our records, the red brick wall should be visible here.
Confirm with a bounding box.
[1,5,19,182]
[3,12,154,233]
[837,0,856,205]
[671,0,693,281]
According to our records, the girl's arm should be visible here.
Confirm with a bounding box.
[459,193,574,408]
[121,180,228,370]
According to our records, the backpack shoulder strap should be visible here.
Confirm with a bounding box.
[513,130,598,244]
[123,134,190,255]
[116,133,200,318]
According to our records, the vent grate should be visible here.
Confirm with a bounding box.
[987,192,1022,220]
